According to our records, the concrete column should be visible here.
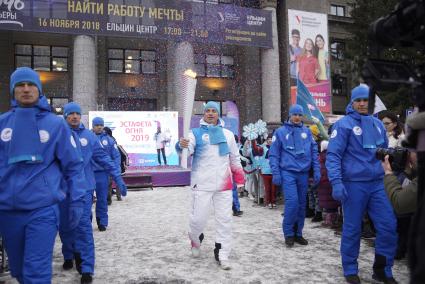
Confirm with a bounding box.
[172,41,194,115]
[261,6,281,128]
[72,35,96,114]
[166,41,177,111]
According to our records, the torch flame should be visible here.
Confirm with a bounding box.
[184,69,197,79]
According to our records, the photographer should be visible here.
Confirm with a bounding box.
[382,151,417,261]
[382,152,418,215]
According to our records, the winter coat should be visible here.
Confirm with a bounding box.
[176,119,245,191]
[0,96,86,210]
[269,121,320,176]
[91,132,121,172]
[73,123,122,191]
[326,106,388,184]
[258,144,272,175]
[317,151,339,210]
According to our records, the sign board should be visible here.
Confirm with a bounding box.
[0,0,273,48]
[89,111,179,167]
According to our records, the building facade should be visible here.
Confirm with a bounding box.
[0,0,354,127]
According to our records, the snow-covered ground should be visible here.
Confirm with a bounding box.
[4,187,410,283]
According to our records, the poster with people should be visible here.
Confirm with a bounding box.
[89,111,179,167]
[288,9,331,113]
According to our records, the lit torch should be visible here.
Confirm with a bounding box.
[181,69,197,168]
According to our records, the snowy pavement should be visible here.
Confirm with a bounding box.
[5,187,410,283]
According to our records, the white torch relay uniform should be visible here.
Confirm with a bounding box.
[177,119,245,261]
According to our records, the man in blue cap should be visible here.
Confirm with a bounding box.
[0,67,87,283]
[269,104,320,247]
[177,101,245,270]
[91,116,122,231]
[60,102,127,283]
[326,84,397,284]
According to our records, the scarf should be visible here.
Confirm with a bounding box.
[285,121,305,154]
[346,104,384,149]
[200,119,229,156]
[8,107,43,164]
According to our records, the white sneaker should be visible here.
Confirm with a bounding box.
[191,246,200,258]
[220,260,231,270]
[268,203,272,209]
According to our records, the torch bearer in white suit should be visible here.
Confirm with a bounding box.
[180,69,197,168]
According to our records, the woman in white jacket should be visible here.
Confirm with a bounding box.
[177,101,245,270]
[380,111,405,148]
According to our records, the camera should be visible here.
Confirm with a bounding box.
[376,147,409,173]
[369,0,425,47]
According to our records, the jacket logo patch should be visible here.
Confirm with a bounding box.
[39,130,49,143]
[301,133,307,139]
[202,133,209,142]
[70,136,77,148]
[1,128,12,142]
[285,134,290,140]
[353,126,362,136]
[80,138,88,147]
[102,139,108,146]
[331,129,337,138]
[272,135,276,142]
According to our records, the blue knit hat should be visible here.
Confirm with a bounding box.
[10,67,42,96]
[63,102,81,118]
[351,84,369,102]
[204,101,220,116]
[92,117,104,126]
[289,104,304,116]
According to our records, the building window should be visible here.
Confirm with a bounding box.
[15,44,68,72]
[108,49,156,74]
[330,4,346,17]
[330,40,345,60]
[195,54,235,78]
[332,75,347,96]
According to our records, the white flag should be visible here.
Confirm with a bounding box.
[374,95,387,114]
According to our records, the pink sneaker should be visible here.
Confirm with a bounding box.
[191,241,200,258]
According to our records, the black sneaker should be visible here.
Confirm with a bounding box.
[81,273,93,283]
[294,236,308,245]
[233,211,243,217]
[372,274,398,284]
[62,259,73,270]
[74,253,82,274]
[214,243,221,262]
[345,274,361,284]
[98,225,107,231]
[285,237,294,247]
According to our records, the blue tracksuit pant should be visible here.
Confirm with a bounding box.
[282,170,309,237]
[59,191,95,274]
[232,182,240,212]
[59,197,76,260]
[0,205,59,284]
[341,180,397,277]
[95,171,109,227]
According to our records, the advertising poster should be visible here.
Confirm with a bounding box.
[89,111,179,167]
[288,9,331,113]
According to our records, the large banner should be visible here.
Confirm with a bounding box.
[89,111,179,167]
[0,0,272,48]
[288,9,331,113]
